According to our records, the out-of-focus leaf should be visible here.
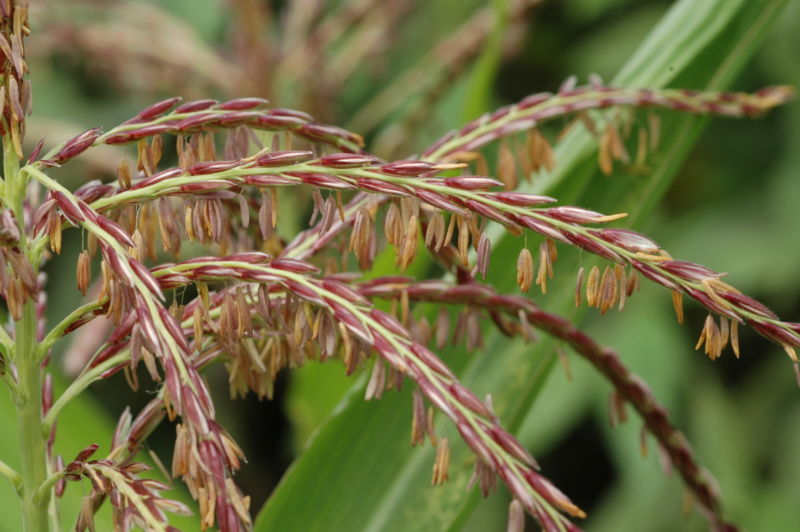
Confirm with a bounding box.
[286,362,359,451]
[461,0,511,122]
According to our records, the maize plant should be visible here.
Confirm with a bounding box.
[0,1,796,531]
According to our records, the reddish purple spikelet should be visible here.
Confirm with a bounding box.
[318,153,380,168]
[630,260,681,291]
[518,216,567,242]
[255,113,307,128]
[518,92,552,109]
[463,199,512,224]
[448,383,489,416]
[127,124,173,140]
[226,251,271,264]
[95,216,136,248]
[217,110,264,125]
[595,228,660,253]
[49,191,84,225]
[355,178,408,195]
[256,150,313,166]
[27,137,44,164]
[299,123,363,147]
[490,427,538,469]
[381,161,436,176]
[269,108,314,121]
[718,291,778,320]
[129,259,163,299]
[409,344,456,380]
[321,279,369,305]
[544,206,612,224]
[51,128,102,163]
[132,168,184,189]
[444,176,503,190]
[270,258,321,274]
[175,112,217,131]
[175,99,219,113]
[495,192,556,206]
[563,232,623,261]
[137,96,183,120]
[415,190,468,216]
[286,171,355,190]
[217,97,269,110]
[188,159,242,175]
[659,260,722,282]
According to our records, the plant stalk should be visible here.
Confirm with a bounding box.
[5,136,49,531]
[16,301,49,532]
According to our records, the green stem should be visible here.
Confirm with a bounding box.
[16,301,48,532]
[5,137,49,532]
[33,470,65,506]
[0,458,22,493]
[43,350,129,431]
[37,301,104,361]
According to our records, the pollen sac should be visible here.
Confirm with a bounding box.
[516,248,534,292]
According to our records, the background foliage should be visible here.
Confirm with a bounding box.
[2,0,798,530]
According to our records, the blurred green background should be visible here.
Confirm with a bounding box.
[2,0,797,530]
